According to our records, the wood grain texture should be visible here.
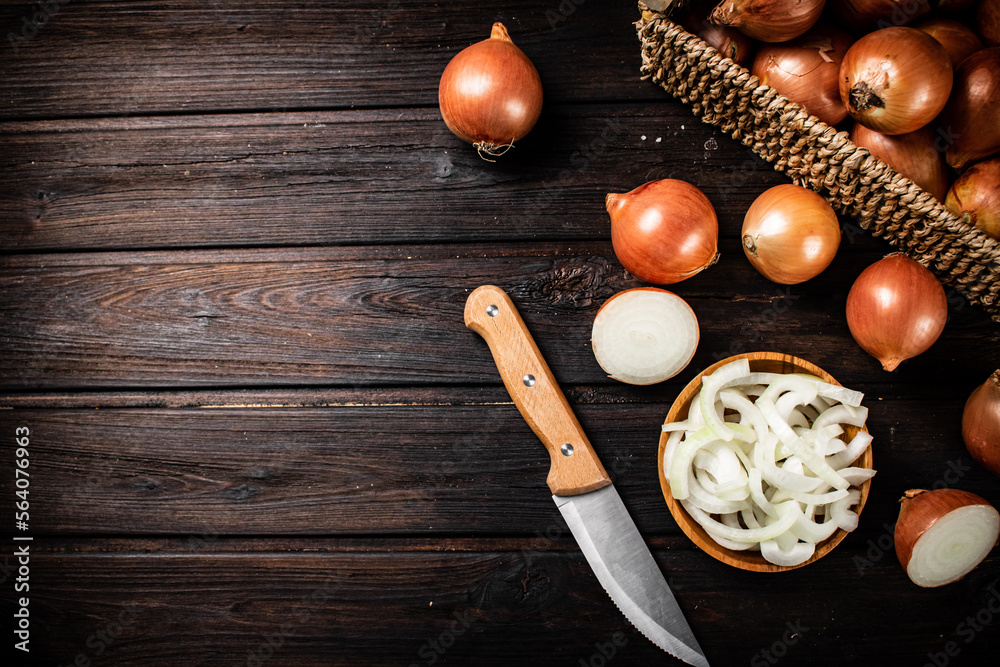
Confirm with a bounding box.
[10,539,1000,666]
[0,395,996,537]
[0,104,786,252]
[3,0,1000,664]
[2,242,997,390]
[0,0,651,120]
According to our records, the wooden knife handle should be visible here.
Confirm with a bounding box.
[464,285,611,496]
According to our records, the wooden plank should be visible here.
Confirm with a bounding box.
[0,0,652,121]
[1,243,996,390]
[1,396,996,536]
[14,539,1000,666]
[0,104,786,252]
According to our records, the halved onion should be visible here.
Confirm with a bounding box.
[895,488,1000,588]
[591,288,699,386]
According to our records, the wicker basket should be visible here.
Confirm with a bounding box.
[636,2,1000,321]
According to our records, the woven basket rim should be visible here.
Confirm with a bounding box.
[636,1,1000,320]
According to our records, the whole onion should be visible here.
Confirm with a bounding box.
[840,27,953,135]
[979,0,1000,47]
[850,123,949,201]
[606,179,719,285]
[830,0,932,35]
[940,47,1000,170]
[710,0,826,43]
[962,370,1000,477]
[741,184,842,284]
[690,16,756,65]
[944,157,1000,240]
[438,23,543,159]
[915,18,984,68]
[935,0,978,12]
[846,253,947,371]
[751,23,853,126]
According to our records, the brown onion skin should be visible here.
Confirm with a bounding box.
[945,157,1000,240]
[693,18,757,65]
[935,0,978,12]
[606,180,719,285]
[830,0,932,35]
[915,18,984,68]
[940,47,1000,170]
[979,0,1000,47]
[840,27,953,135]
[751,24,853,126]
[895,488,996,575]
[850,123,950,201]
[846,253,947,371]
[438,23,543,156]
[741,184,842,284]
[963,370,1000,477]
[710,0,825,43]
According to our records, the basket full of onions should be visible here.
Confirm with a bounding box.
[637,0,1000,321]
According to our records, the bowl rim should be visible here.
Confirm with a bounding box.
[658,351,873,573]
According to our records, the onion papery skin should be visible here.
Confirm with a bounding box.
[690,16,756,65]
[915,18,985,69]
[591,288,700,385]
[845,253,947,371]
[979,0,1000,47]
[751,24,854,126]
[962,370,1000,477]
[940,47,1000,171]
[850,123,950,202]
[839,27,952,135]
[945,157,1000,240]
[438,23,543,158]
[830,0,933,35]
[895,488,1000,588]
[710,0,825,43]
[606,179,720,285]
[741,184,842,284]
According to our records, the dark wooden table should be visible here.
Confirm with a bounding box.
[2,1,999,665]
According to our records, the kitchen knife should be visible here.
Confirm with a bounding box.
[464,285,709,667]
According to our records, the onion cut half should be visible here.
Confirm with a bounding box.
[591,288,699,386]
[895,489,1000,588]
[660,355,874,569]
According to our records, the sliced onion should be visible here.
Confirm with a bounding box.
[591,288,699,385]
[895,488,1000,587]
[663,363,874,567]
[760,539,815,567]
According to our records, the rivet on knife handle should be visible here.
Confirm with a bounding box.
[464,285,612,496]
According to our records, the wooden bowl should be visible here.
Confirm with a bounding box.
[658,351,873,572]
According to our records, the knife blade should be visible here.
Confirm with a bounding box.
[464,285,709,667]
